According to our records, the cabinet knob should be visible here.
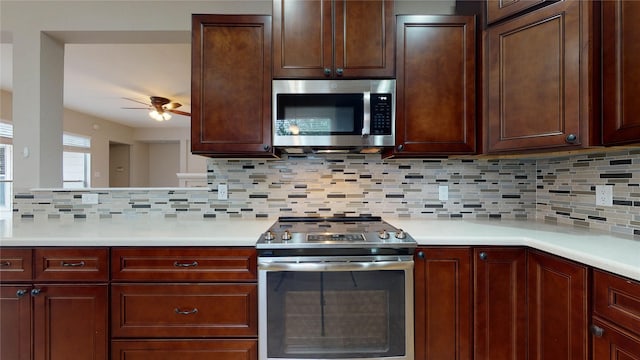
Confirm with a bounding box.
[479,252,488,261]
[565,134,577,143]
[31,288,42,296]
[336,68,344,76]
[590,324,604,337]
[16,289,28,298]
[397,144,404,152]
[324,68,331,76]
[416,251,425,259]
[263,144,271,151]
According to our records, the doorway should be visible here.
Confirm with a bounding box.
[109,142,130,187]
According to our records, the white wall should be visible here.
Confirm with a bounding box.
[148,142,180,187]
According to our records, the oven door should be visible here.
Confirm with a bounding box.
[258,256,414,360]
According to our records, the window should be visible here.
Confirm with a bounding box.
[0,123,92,196]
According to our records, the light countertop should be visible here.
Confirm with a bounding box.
[1,217,638,282]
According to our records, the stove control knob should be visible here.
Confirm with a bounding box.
[395,229,407,239]
[264,231,275,241]
[282,230,292,241]
[378,229,390,240]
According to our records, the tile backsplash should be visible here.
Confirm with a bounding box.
[12,148,640,236]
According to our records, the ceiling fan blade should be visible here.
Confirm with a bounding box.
[121,107,150,110]
[165,102,182,110]
[168,109,191,117]
[123,97,151,106]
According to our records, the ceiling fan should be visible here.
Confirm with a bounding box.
[123,96,191,122]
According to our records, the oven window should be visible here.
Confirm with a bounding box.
[265,270,406,359]
[275,94,364,136]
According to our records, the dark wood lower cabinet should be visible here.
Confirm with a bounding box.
[473,247,527,360]
[111,339,258,360]
[414,247,472,360]
[0,285,32,360]
[33,284,109,360]
[592,318,640,360]
[527,250,588,360]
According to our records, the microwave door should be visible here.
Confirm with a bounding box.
[362,91,371,137]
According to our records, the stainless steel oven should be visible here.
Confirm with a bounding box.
[257,217,416,360]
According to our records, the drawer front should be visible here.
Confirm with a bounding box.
[111,283,258,338]
[594,269,640,334]
[0,248,33,281]
[34,248,109,281]
[111,339,257,360]
[111,247,257,282]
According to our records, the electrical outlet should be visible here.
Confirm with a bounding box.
[217,184,228,200]
[595,185,613,206]
[438,185,449,201]
[81,193,99,205]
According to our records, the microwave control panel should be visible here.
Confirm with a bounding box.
[370,94,393,135]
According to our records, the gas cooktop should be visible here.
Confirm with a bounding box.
[256,216,417,250]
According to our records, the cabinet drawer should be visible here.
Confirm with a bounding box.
[0,248,32,281]
[34,248,109,282]
[111,247,257,282]
[111,339,257,360]
[594,269,640,335]
[111,283,258,338]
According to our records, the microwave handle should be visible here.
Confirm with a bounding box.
[362,92,370,137]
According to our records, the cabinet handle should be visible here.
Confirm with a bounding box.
[175,307,199,315]
[565,134,577,143]
[16,289,28,298]
[0,261,11,267]
[590,324,604,337]
[61,260,85,267]
[173,261,198,268]
[324,68,331,76]
[31,288,42,296]
[479,252,488,261]
[416,251,425,259]
[335,68,344,76]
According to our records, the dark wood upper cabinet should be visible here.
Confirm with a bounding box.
[272,0,394,79]
[414,247,472,360]
[602,0,640,145]
[191,15,276,157]
[485,0,599,153]
[486,0,553,25]
[390,15,477,157]
[527,250,588,360]
[473,247,527,360]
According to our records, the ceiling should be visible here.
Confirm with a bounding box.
[1,42,191,128]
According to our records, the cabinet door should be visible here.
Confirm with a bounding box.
[333,0,395,78]
[485,0,597,152]
[191,15,275,157]
[474,247,527,360]
[32,284,108,360]
[273,0,394,79]
[486,0,549,24]
[273,0,332,78]
[414,248,471,360]
[527,250,588,360]
[111,339,258,360]
[602,0,640,145]
[592,318,640,360]
[393,15,476,156]
[0,285,32,360]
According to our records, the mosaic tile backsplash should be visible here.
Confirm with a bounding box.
[12,149,640,236]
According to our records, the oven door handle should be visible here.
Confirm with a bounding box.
[258,260,413,272]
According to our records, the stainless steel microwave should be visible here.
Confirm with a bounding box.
[272,79,396,152]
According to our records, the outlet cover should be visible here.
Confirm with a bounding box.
[217,184,228,200]
[595,185,613,206]
[81,193,99,205]
[438,185,449,201]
